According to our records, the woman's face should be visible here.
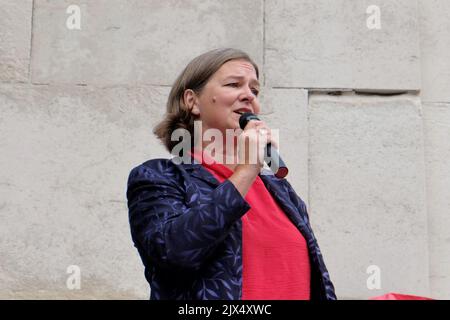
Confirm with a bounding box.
[187,59,261,133]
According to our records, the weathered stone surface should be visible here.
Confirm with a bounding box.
[0,83,170,298]
[419,0,450,102]
[0,0,33,82]
[261,88,309,205]
[31,0,263,85]
[308,93,429,299]
[3,0,450,300]
[423,102,450,299]
[266,0,420,91]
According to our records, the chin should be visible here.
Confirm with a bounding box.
[230,119,241,130]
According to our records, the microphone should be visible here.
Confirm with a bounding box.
[239,112,289,179]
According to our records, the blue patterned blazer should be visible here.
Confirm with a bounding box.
[126,156,337,300]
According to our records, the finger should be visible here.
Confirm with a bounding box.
[243,119,263,131]
[257,127,279,150]
[258,128,268,136]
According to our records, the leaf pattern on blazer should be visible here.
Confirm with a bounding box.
[126,157,337,300]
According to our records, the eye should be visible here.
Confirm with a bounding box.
[225,83,259,96]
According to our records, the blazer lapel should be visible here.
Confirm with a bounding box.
[178,158,221,187]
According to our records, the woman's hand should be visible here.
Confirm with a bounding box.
[236,119,276,170]
[229,119,276,197]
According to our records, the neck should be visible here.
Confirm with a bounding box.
[193,137,239,171]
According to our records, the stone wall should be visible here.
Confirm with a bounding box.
[1,0,449,299]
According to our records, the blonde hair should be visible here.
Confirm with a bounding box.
[153,48,259,153]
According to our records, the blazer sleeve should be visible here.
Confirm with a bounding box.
[126,163,251,271]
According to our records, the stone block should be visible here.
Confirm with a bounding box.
[266,0,420,91]
[0,83,170,298]
[308,93,429,299]
[31,0,263,86]
[0,0,33,82]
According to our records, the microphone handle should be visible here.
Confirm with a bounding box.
[265,143,289,179]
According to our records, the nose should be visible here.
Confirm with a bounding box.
[238,86,260,114]
[238,86,256,103]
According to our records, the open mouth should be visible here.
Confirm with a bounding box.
[234,109,251,115]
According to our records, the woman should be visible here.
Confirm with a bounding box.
[126,48,336,300]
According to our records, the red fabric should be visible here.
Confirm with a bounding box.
[370,293,434,300]
[190,149,311,300]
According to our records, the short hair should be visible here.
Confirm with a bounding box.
[153,48,259,154]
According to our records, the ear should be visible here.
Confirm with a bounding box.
[183,89,200,116]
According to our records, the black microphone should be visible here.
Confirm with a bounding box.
[239,112,289,179]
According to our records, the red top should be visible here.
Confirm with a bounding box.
[190,149,311,300]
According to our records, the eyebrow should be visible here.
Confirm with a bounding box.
[224,75,260,88]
